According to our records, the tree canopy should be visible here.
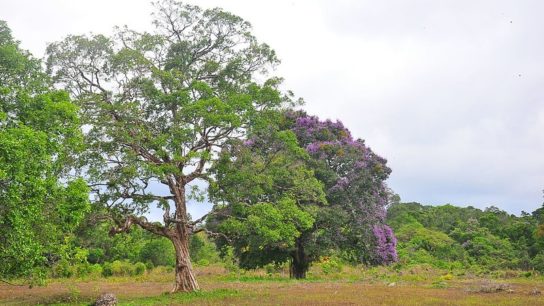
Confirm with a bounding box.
[208,111,396,278]
[45,0,292,292]
[0,20,89,283]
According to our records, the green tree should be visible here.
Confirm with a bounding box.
[75,221,150,263]
[210,111,396,279]
[208,126,326,278]
[395,221,467,266]
[0,21,89,283]
[46,0,286,292]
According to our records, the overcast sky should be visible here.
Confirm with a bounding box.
[1,0,543,217]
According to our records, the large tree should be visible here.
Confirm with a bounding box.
[209,111,397,278]
[46,0,287,292]
[0,21,89,284]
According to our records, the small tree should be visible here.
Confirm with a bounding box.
[46,0,286,292]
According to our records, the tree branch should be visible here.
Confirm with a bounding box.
[109,215,170,237]
[191,227,231,242]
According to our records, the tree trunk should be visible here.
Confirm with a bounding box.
[168,182,199,293]
[170,233,199,292]
[290,239,309,279]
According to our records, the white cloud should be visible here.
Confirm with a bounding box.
[1,0,542,215]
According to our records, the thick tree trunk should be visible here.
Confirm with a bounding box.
[168,182,199,293]
[170,233,199,292]
[290,239,309,279]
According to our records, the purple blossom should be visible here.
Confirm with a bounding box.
[372,224,398,264]
[306,143,320,154]
[287,110,397,265]
[243,138,255,146]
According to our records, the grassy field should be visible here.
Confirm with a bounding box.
[2,265,544,305]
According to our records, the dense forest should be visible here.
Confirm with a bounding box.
[389,201,544,272]
[1,0,543,300]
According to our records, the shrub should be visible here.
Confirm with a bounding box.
[51,259,73,278]
[222,246,240,273]
[110,260,133,276]
[265,264,274,275]
[153,265,174,274]
[145,261,154,270]
[531,253,544,273]
[140,238,175,267]
[191,234,220,263]
[102,262,113,277]
[74,262,92,277]
[88,264,103,278]
[87,248,105,264]
[321,258,343,275]
[133,262,146,275]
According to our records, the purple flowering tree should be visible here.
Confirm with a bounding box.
[209,110,397,279]
[285,111,398,265]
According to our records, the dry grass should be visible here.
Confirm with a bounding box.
[2,265,544,305]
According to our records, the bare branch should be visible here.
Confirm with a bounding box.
[189,211,211,226]
[192,227,231,242]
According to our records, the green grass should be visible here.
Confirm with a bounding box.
[119,289,244,306]
[45,289,244,306]
[4,264,544,305]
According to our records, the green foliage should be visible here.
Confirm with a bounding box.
[531,254,544,273]
[0,21,88,283]
[208,127,326,270]
[388,202,544,271]
[220,198,314,250]
[395,222,467,266]
[319,258,343,275]
[133,262,147,276]
[190,233,220,264]
[139,238,175,267]
[110,260,135,277]
[75,223,151,263]
[87,248,105,264]
[97,260,146,277]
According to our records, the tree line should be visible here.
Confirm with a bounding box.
[388,201,544,272]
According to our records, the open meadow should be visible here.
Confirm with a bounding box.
[2,265,544,306]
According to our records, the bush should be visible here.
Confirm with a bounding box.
[140,238,175,267]
[74,262,92,277]
[110,260,133,276]
[145,261,154,270]
[87,248,105,264]
[102,262,113,277]
[52,259,73,278]
[531,253,544,273]
[222,246,240,273]
[191,234,220,263]
[153,265,174,274]
[88,264,103,278]
[133,262,146,275]
[320,258,343,275]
